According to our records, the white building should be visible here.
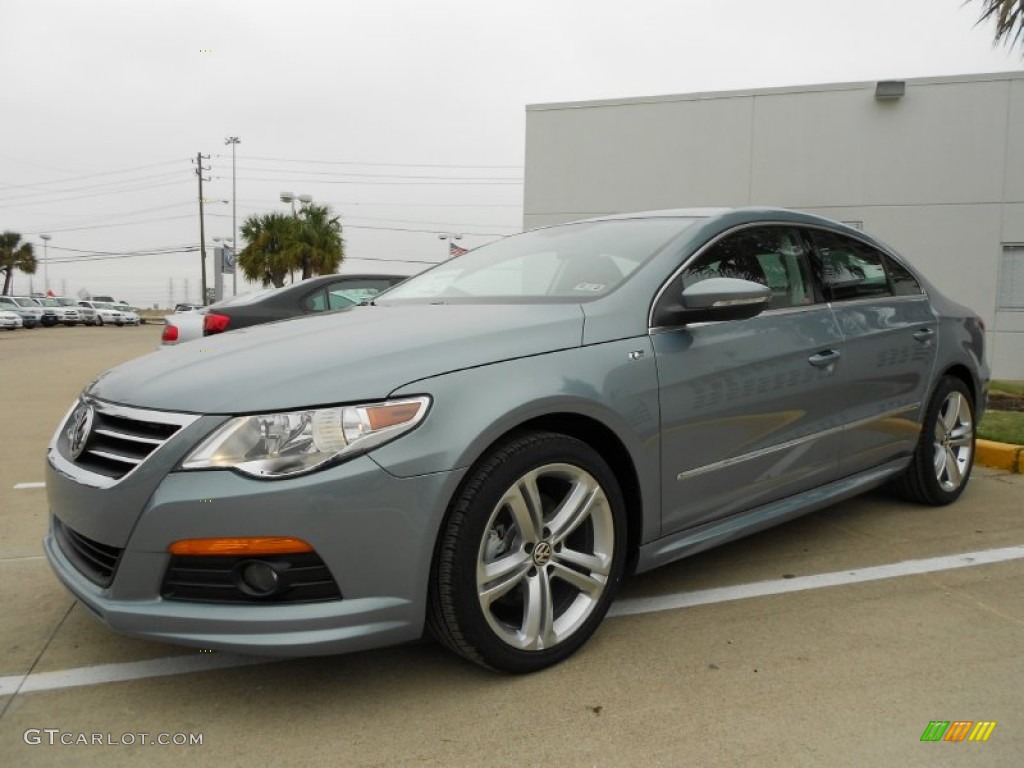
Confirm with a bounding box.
[524,71,1024,379]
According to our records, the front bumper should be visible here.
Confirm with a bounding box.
[44,454,465,657]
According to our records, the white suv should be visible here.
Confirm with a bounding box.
[78,300,126,326]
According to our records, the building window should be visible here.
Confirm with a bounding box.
[998,245,1024,310]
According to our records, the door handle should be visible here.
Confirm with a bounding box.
[913,327,935,343]
[808,349,841,368]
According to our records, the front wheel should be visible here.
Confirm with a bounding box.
[893,376,976,505]
[429,432,626,672]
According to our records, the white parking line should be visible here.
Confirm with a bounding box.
[0,544,1021,697]
[608,545,1024,617]
[13,482,45,490]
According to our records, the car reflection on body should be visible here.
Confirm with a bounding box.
[160,273,408,346]
[44,208,987,673]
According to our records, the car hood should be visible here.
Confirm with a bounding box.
[90,302,584,413]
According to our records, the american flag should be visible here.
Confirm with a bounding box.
[449,242,469,258]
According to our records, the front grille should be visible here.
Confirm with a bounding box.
[54,518,123,587]
[161,553,343,604]
[65,400,197,483]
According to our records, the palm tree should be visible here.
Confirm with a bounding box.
[972,0,1023,50]
[292,204,344,280]
[0,231,36,295]
[238,213,296,288]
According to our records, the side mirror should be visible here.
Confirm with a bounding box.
[665,277,772,324]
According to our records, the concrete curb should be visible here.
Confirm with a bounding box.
[976,439,1024,474]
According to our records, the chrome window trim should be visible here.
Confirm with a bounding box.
[675,403,920,481]
[48,398,201,489]
[824,295,931,310]
[647,219,929,330]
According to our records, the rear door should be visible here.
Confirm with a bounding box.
[653,225,846,534]
[804,228,937,476]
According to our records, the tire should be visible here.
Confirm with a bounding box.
[428,432,626,673]
[96,316,104,326]
[892,376,976,505]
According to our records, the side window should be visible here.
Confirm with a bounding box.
[680,226,815,310]
[324,278,394,306]
[882,255,923,296]
[809,230,893,301]
[303,289,328,312]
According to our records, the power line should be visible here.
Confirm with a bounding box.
[222,176,521,186]
[225,166,521,181]
[214,154,521,169]
[0,158,186,191]
[0,170,187,203]
[235,198,521,208]
[0,178,191,208]
[21,203,199,234]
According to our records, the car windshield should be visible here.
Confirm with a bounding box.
[57,298,77,306]
[96,302,118,309]
[37,298,60,307]
[379,218,698,303]
[13,298,35,307]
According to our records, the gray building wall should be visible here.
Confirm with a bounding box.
[524,71,1024,379]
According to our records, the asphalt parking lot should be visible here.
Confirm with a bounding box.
[1,325,1021,767]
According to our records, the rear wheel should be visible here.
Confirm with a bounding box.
[429,432,626,672]
[96,316,104,326]
[892,376,975,505]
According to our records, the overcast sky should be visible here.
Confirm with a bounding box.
[2,0,1020,306]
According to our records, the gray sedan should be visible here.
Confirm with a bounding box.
[44,208,988,673]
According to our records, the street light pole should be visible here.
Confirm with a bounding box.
[225,136,240,295]
[40,234,51,293]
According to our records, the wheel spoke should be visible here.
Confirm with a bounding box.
[549,561,606,597]
[521,570,555,650]
[933,444,946,476]
[504,472,544,544]
[548,479,600,544]
[949,433,973,449]
[478,553,531,606]
[944,447,962,487]
[554,546,610,577]
[941,393,961,432]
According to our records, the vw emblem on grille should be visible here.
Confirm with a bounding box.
[67,403,94,460]
[533,541,553,566]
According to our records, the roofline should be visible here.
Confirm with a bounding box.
[526,69,1024,112]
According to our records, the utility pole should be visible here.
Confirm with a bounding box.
[193,152,211,304]
[225,136,240,295]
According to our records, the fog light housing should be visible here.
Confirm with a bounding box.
[237,560,282,597]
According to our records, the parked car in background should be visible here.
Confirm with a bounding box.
[44,208,987,673]
[29,297,61,327]
[112,304,141,326]
[55,297,84,325]
[0,296,41,328]
[78,300,126,326]
[0,309,22,330]
[161,273,409,346]
[33,296,81,326]
[173,303,204,313]
[202,273,409,336]
[160,309,204,346]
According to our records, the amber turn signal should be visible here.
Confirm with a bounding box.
[168,536,314,556]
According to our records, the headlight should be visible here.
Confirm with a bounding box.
[181,396,430,478]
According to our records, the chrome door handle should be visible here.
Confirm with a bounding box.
[808,349,841,368]
[913,327,935,343]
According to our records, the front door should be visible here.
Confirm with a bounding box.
[652,225,846,535]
